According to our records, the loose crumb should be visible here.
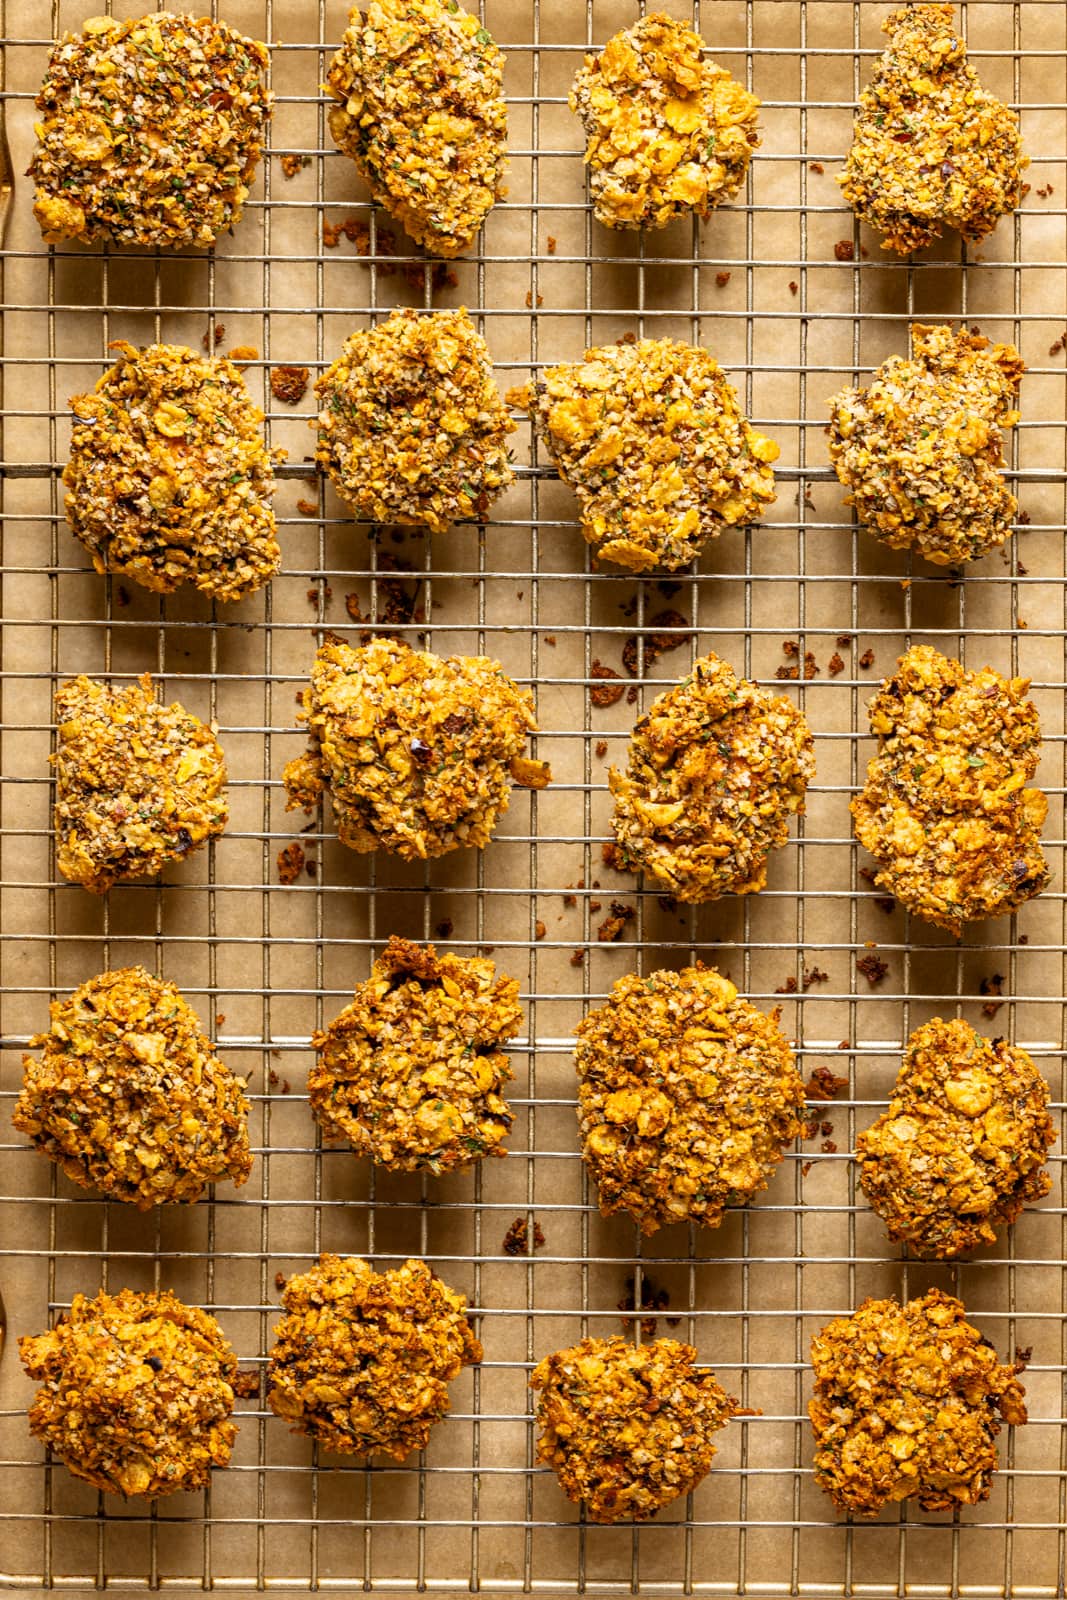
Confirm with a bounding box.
[716,271,731,287]
[280,153,311,178]
[622,610,691,676]
[202,323,225,350]
[788,280,798,295]
[805,1067,848,1102]
[859,648,875,668]
[856,952,889,987]
[597,901,635,942]
[834,240,855,261]
[270,365,310,405]
[595,739,608,759]
[535,920,547,940]
[502,1217,546,1256]
[547,235,557,254]
[570,949,585,967]
[590,660,626,707]
[435,918,454,940]
[809,161,824,174]
[297,499,319,517]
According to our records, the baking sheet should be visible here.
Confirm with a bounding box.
[2,0,1067,1592]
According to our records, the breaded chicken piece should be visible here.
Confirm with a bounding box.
[20,1288,238,1498]
[310,936,521,1174]
[852,645,1048,932]
[509,338,778,572]
[858,1017,1054,1258]
[14,966,251,1208]
[65,342,282,601]
[531,1336,736,1522]
[53,673,229,893]
[575,965,804,1233]
[283,637,546,860]
[839,5,1025,255]
[268,1255,480,1459]
[828,324,1025,565]
[325,0,507,256]
[810,1288,1027,1515]
[607,652,814,901]
[31,12,271,248]
[570,13,759,231]
[314,308,514,531]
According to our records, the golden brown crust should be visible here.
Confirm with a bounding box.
[851,645,1048,932]
[828,324,1025,565]
[31,12,271,248]
[575,966,804,1233]
[14,966,251,1208]
[570,13,759,231]
[857,1017,1054,1258]
[310,935,521,1174]
[268,1254,481,1459]
[20,1287,238,1498]
[809,1288,1027,1516]
[325,0,507,257]
[608,652,814,901]
[531,1336,736,1522]
[53,673,229,893]
[839,4,1025,255]
[65,342,282,601]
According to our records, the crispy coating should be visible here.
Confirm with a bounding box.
[20,1287,238,1498]
[828,324,1025,566]
[575,966,804,1234]
[608,652,814,901]
[809,1288,1027,1515]
[570,13,759,232]
[65,342,281,601]
[314,308,514,531]
[14,966,251,1208]
[283,637,544,860]
[325,0,507,257]
[310,935,521,1174]
[858,1018,1054,1258]
[509,338,778,573]
[31,12,271,248]
[531,1336,736,1523]
[852,645,1048,932]
[839,5,1025,256]
[268,1255,480,1459]
[54,673,229,894]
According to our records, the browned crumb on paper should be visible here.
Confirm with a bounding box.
[591,661,626,707]
[805,1066,848,1103]
[856,952,889,987]
[270,365,310,405]
[623,610,692,676]
[277,842,306,884]
[503,1217,546,1256]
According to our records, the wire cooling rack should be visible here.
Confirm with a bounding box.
[3,0,1067,1593]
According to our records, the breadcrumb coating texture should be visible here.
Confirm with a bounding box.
[31,12,271,248]
[839,4,1025,255]
[15,966,251,1208]
[570,12,759,231]
[310,935,521,1174]
[575,966,804,1234]
[858,1017,1054,1258]
[325,0,507,256]
[531,1336,736,1523]
[283,637,545,860]
[828,324,1025,566]
[852,645,1048,932]
[20,1288,238,1498]
[608,652,814,901]
[268,1255,481,1459]
[65,342,281,601]
[509,338,778,573]
[809,1288,1027,1515]
[314,308,514,531]
[54,673,229,894]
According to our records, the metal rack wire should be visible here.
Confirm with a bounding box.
[2,0,1067,1592]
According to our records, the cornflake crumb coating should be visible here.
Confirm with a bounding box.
[809,1288,1027,1515]
[839,4,1025,255]
[20,1288,238,1498]
[608,652,814,901]
[828,324,1025,566]
[570,13,759,231]
[531,1336,737,1523]
[31,12,271,248]
[268,1255,481,1459]
[575,966,805,1234]
[310,935,521,1174]
[325,0,507,257]
[314,308,514,531]
[54,673,229,894]
[65,343,282,601]
[509,338,778,573]
[852,645,1048,932]
[15,966,252,1208]
[858,1017,1054,1258]
[283,637,545,860]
